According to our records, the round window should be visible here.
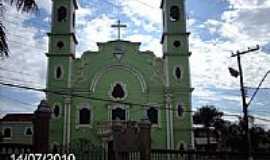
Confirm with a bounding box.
[57,41,64,49]
[173,41,181,48]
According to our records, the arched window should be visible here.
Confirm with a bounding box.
[147,107,158,124]
[175,67,182,80]
[57,6,67,22]
[25,127,32,136]
[53,104,60,118]
[112,83,125,99]
[170,6,180,22]
[55,66,63,80]
[112,107,126,120]
[3,128,11,138]
[79,108,90,124]
[177,101,184,117]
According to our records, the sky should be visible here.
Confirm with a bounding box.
[0,0,270,128]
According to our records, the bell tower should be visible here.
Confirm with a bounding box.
[161,0,193,149]
[46,0,78,147]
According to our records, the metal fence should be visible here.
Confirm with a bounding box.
[151,150,270,160]
[1,146,270,160]
[0,143,33,160]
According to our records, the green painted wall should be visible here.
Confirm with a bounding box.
[47,0,193,150]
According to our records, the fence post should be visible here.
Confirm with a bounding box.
[33,100,52,153]
[139,121,151,160]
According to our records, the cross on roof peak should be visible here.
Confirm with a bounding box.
[111,20,127,40]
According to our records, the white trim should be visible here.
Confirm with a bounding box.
[51,142,60,153]
[67,101,71,145]
[24,127,33,136]
[108,81,128,101]
[75,103,93,129]
[108,104,129,121]
[170,103,174,149]
[56,6,68,23]
[2,127,12,139]
[144,104,161,128]
[54,65,64,80]
[176,141,187,150]
[52,102,62,119]
[173,65,183,80]
[169,5,181,22]
[63,102,67,145]
[176,98,185,119]
[90,64,147,93]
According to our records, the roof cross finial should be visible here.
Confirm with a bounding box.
[111,20,127,40]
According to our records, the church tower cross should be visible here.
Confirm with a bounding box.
[111,20,127,40]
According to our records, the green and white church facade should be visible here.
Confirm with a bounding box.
[46,0,193,150]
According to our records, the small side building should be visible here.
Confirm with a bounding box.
[193,125,218,151]
[0,114,33,153]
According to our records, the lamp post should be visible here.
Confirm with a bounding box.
[229,45,260,160]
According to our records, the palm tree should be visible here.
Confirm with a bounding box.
[0,0,38,57]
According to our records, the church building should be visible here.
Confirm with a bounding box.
[46,0,193,150]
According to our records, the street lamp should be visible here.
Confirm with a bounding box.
[228,44,260,160]
[228,66,252,160]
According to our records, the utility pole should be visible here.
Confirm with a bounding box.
[230,45,260,160]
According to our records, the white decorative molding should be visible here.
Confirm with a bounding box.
[176,98,185,119]
[108,81,128,101]
[2,127,12,139]
[107,104,129,121]
[144,104,161,128]
[173,65,184,80]
[54,65,64,80]
[52,102,62,119]
[176,141,187,150]
[24,127,33,136]
[75,103,93,129]
[90,64,147,93]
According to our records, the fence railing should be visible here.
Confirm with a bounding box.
[0,143,33,160]
[1,146,270,160]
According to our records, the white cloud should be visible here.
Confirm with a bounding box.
[1,0,270,125]
[76,15,116,55]
[120,0,161,27]
[0,4,47,113]
[36,0,52,14]
[127,34,162,56]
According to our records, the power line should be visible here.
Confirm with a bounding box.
[0,80,269,124]
[0,66,37,76]
[0,81,189,112]
[0,93,36,107]
[129,0,157,9]
[0,77,44,88]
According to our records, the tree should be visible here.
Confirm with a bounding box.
[193,105,223,127]
[0,0,38,57]
[193,105,224,151]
